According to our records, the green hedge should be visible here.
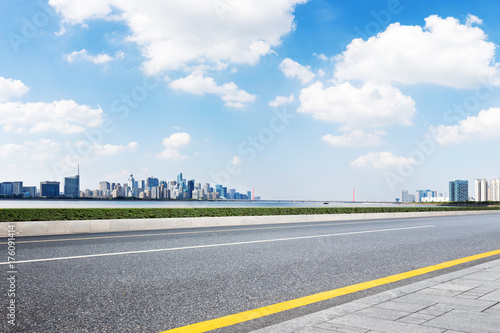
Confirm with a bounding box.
[1,206,500,222]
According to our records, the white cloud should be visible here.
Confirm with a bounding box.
[298,81,416,128]
[351,151,417,169]
[279,58,315,84]
[91,142,139,155]
[232,156,242,165]
[466,14,483,27]
[322,129,386,147]
[169,71,256,108]
[50,0,308,74]
[314,53,329,61]
[64,49,123,64]
[0,143,23,157]
[429,107,500,145]
[0,77,30,102]
[334,15,499,88]
[0,139,62,161]
[55,25,66,36]
[156,132,191,160]
[269,94,295,107]
[161,132,191,148]
[0,100,103,134]
[48,0,116,23]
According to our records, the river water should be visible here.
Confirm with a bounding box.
[0,199,422,209]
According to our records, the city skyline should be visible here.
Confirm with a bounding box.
[1,1,500,201]
[0,170,258,201]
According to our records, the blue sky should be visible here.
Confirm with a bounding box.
[1,0,500,201]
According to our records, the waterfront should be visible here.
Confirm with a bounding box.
[0,199,423,209]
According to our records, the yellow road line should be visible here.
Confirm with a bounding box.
[0,218,428,244]
[160,249,500,333]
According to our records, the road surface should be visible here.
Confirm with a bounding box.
[1,213,499,332]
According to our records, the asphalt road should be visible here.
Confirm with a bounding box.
[1,213,500,332]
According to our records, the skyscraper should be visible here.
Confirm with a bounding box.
[146,177,159,188]
[186,179,194,199]
[489,178,500,201]
[99,181,110,197]
[449,180,468,202]
[64,175,80,198]
[128,174,136,190]
[475,179,488,202]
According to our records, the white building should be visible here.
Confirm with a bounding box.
[490,178,500,201]
[475,178,488,202]
[421,196,449,202]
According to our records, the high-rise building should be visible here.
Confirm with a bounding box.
[99,181,110,197]
[186,179,194,199]
[475,179,488,202]
[1,182,13,196]
[490,178,500,201]
[146,177,159,188]
[215,184,222,196]
[401,190,415,203]
[41,181,60,197]
[12,181,23,195]
[449,180,468,202]
[128,174,136,190]
[64,175,80,198]
[415,189,437,202]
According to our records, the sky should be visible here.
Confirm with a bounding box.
[1,0,500,201]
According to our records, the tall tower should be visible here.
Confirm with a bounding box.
[128,174,136,189]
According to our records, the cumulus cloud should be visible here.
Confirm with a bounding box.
[298,81,416,128]
[269,94,295,107]
[161,132,191,148]
[334,15,499,88]
[50,0,308,74]
[279,58,316,84]
[351,151,417,169]
[322,129,386,147]
[156,132,191,160]
[429,107,500,145]
[91,142,139,155]
[0,77,30,102]
[169,71,256,108]
[0,100,103,134]
[64,49,124,64]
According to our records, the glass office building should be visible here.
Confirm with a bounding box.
[449,180,468,202]
[64,175,80,198]
[41,181,60,197]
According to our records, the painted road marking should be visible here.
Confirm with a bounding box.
[0,217,439,245]
[0,225,432,265]
[160,248,500,333]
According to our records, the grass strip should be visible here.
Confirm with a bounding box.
[1,206,500,222]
